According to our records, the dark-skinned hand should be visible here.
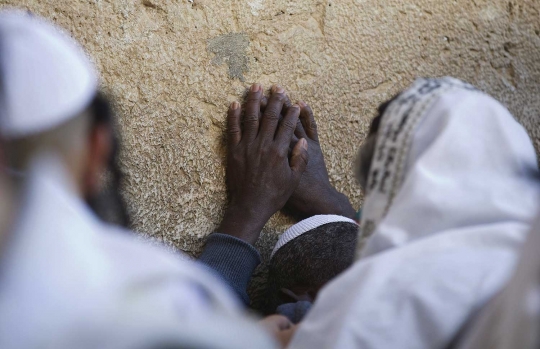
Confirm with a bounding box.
[285,102,356,220]
[217,84,309,245]
[261,94,355,220]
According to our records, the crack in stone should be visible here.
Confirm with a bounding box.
[141,0,165,13]
[142,0,157,9]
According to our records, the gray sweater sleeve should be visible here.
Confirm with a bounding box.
[198,233,261,306]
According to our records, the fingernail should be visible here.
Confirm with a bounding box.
[231,101,240,110]
[300,138,307,150]
[251,83,261,92]
[272,85,284,94]
[291,104,300,111]
[298,101,306,108]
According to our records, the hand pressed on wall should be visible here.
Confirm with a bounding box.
[285,102,356,220]
[218,84,309,245]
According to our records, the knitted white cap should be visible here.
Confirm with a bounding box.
[271,215,358,258]
[0,10,98,139]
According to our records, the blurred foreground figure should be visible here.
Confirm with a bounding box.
[0,138,15,258]
[284,78,540,348]
[448,212,540,349]
[0,10,274,349]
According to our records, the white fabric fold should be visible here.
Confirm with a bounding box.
[289,78,540,349]
[0,154,275,349]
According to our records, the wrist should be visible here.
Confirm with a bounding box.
[303,187,356,220]
[328,190,357,220]
[218,204,270,245]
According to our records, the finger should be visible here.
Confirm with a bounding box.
[243,83,263,141]
[277,93,293,129]
[289,134,299,158]
[260,92,292,131]
[299,101,318,141]
[281,93,293,114]
[265,315,293,332]
[259,315,293,338]
[275,325,299,348]
[260,95,268,111]
[259,96,267,126]
[276,104,300,150]
[261,91,292,114]
[294,115,308,140]
[227,101,242,146]
[263,93,292,135]
[290,138,309,183]
[260,85,287,141]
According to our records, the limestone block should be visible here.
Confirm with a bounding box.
[2,0,539,261]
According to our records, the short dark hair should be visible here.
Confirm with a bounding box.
[267,221,358,312]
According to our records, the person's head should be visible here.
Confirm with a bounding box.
[0,10,128,226]
[267,217,358,313]
[356,78,540,258]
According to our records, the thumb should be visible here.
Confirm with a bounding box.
[290,138,308,182]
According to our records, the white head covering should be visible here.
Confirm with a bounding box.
[0,10,98,139]
[289,78,540,349]
[271,215,357,258]
[358,77,539,258]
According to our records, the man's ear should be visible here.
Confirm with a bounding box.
[83,123,112,198]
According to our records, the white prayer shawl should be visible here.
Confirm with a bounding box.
[0,155,275,349]
[289,78,540,349]
[451,214,540,349]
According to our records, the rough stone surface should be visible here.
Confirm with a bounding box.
[2,0,540,303]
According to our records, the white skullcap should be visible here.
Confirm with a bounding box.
[271,215,358,258]
[0,9,98,139]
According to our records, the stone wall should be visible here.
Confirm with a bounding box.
[2,0,539,261]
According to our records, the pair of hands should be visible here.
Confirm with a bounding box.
[218,84,355,244]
